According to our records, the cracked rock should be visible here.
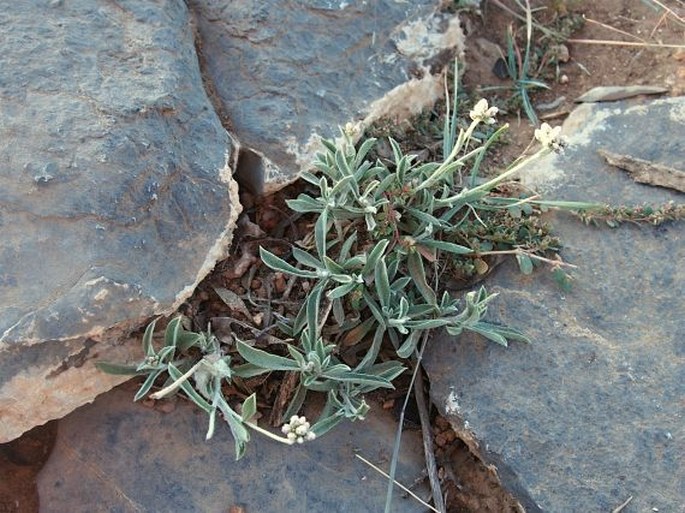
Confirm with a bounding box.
[189,0,465,195]
[0,0,240,442]
[424,97,685,512]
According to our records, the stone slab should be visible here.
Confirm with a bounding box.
[424,97,685,511]
[37,382,429,513]
[0,0,240,442]
[189,0,464,194]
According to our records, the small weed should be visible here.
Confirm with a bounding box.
[98,71,682,513]
[98,94,582,461]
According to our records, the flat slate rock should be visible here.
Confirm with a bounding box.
[0,0,239,442]
[37,382,429,513]
[424,97,684,512]
[190,0,463,194]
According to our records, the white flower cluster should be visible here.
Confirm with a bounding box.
[281,415,316,445]
[469,98,499,125]
[534,122,567,153]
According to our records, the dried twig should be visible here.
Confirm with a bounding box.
[413,365,446,513]
[567,38,685,49]
[355,454,441,513]
[599,149,685,193]
[610,495,633,513]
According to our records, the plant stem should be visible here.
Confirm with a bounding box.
[475,249,577,268]
[150,360,203,400]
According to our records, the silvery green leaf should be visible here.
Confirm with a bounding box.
[362,239,389,275]
[259,247,319,278]
[387,255,400,281]
[332,297,345,325]
[319,176,330,198]
[323,256,345,274]
[339,231,357,260]
[334,147,353,177]
[406,207,445,230]
[232,363,271,378]
[343,255,366,269]
[320,363,352,377]
[241,394,258,422]
[390,276,412,292]
[167,363,213,413]
[299,171,320,185]
[365,361,405,381]
[406,303,435,318]
[217,397,250,460]
[420,239,472,254]
[362,290,386,328]
[306,285,324,345]
[311,411,345,437]
[156,345,177,364]
[404,318,452,329]
[293,300,308,335]
[407,251,437,305]
[133,368,165,401]
[175,331,204,352]
[328,281,358,300]
[286,195,325,213]
[163,317,183,348]
[516,253,534,275]
[466,323,509,347]
[396,330,421,359]
[236,340,300,371]
[142,318,158,356]
[331,273,354,284]
[330,174,355,195]
[320,370,393,388]
[389,137,403,166]
[315,209,328,259]
[374,257,391,309]
[321,138,337,154]
[474,321,531,344]
[365,213,376,232]
[376,172,398,195]
[287,345,307,368]
[292,247,324,270]
[95,361,147,375]
[354,137,377,168]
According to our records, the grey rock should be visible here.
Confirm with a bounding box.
[424,97,685,511]
[37,382,429,513]
[189,0,464,194]
[0,0,240,442]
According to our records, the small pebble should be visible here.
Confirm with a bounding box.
[273,272,286,293]
[559,74,569,84]
[252,312,263,326]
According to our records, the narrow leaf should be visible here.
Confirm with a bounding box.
[407,251,436,305]
[95,361,148,376]
[516,253,534,275]
[142,318,158,356]
[375,257,391,309]
[259,247,318,278]
[241,394,258,422]
[236,340,300,371]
